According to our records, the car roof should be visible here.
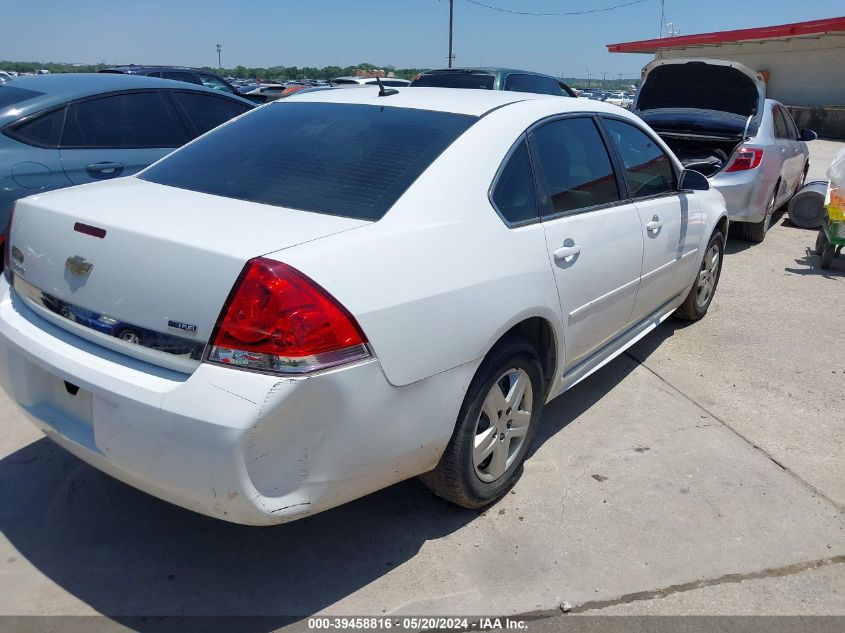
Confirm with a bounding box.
[276,85,620,117]
[0,73,249,126]
[104,65,203,72]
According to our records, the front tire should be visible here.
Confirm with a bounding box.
[420,337,544,509]
[820,241,836,269]
[675,231,724,321]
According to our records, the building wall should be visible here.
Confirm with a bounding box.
[656,36,845,108]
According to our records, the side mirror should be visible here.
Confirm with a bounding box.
[679,169,710,192]
[800,128,817,142]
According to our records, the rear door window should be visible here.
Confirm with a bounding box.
[504,74,561,96]
[772,106,790,139]
[62,92,186,148]
[602,119,676,198]
[780,107,799,140]
[491,140,538,224]
[170,91,251,136]
[140,102,476,221]
[531,117,621,215]
[411,73,495,90]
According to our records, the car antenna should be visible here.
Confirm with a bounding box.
[375,76,399,97]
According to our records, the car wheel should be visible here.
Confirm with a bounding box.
[820,241,836,269]
[814,229,827,256]
[420,337,543,509]
[675,231,724,321]
[117,329,141,345]
[743,186,778,243]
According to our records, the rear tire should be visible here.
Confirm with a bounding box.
[743,186,778,243]
[675,231,724,321]
[420,337,544,509]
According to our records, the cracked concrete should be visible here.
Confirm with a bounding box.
[0,140,842,620]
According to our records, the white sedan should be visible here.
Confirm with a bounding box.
[0,88,728,524]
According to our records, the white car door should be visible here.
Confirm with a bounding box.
[529,116,644,369]
[601,117,700,322]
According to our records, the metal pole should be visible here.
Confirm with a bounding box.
[448,0,454,68]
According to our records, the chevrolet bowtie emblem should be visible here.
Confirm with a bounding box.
[65,255,93,277]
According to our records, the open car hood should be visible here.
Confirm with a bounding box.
[634,58,766,126]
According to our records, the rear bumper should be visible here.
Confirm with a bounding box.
[711,171,776,224]
[0,279,473,525]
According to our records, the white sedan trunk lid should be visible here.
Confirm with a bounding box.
[8,177,369,370]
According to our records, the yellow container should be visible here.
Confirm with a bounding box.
[828,188,845,222]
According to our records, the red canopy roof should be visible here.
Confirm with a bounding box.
[608,16,845,54]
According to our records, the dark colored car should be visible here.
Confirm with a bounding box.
[99,65,265,102]
[410,67,576,97]
[0,73,254,260]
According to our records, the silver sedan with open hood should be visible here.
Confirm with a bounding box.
[633,58,816,242]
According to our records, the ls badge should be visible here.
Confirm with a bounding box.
[65,255,93,277]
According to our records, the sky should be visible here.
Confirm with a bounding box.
[3,0,843,77]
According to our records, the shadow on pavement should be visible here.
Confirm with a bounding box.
[785,247,844,278]
[0,353,644,629]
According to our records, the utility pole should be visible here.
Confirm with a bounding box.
[216,43,222,68]
[448,0,455,67]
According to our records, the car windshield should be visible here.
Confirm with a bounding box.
[140,101,476,221]
[412,72,495,90]
[0,86,44,109]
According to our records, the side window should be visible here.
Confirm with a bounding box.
[772,106,790,139]
[170,91,251,136]
[531,117,620,215]
[781,107,799,140]
[602,119,676,198]
[504,74,561,96]
[491,140,538,224]
[162,71,201,85]
[6,108,65,148]
[198,74,235,94]
[61,92,185,148]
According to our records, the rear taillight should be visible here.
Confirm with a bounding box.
[726,147,764,172]
[3,204,15,285]
[207,257,370,374]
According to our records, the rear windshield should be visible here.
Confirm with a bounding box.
[0,86,45,109]
[140,102,476,221]
[411,73,495,90]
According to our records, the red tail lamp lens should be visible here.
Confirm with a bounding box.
[208,258,369,374]
[726,148,764,172]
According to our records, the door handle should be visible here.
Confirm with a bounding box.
[85,162,125,179]
[646,215,663,232]
[553,241,581,260]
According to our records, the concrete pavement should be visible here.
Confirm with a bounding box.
[0,142,842,624]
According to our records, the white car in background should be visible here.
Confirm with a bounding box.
[0,88,727,525]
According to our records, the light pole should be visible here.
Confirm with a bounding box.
[216,43,222,68]
[447,0,455,68]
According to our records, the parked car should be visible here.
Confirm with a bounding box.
[633,58,815,242]
[331,76,411,87]
[0,73,254,260]
[0,71,12,84]
[100,65,239,94]
[411,67,576,97]
[0,88,727,525]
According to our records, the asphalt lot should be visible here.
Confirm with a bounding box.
[0,140,843,625]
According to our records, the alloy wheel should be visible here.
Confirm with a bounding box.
[695,242,720,309]
[473,368,533,483]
